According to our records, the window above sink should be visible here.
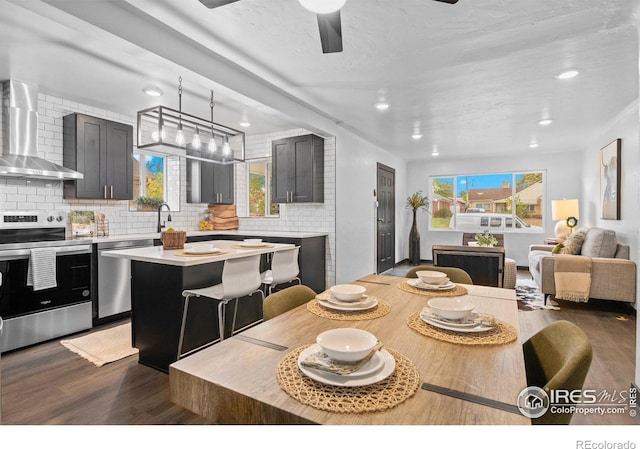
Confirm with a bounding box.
[129,152,180,212]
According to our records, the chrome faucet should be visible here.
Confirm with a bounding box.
[157,203,171,233]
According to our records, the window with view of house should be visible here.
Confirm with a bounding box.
[429,171,545,232]
[130,153,180,212]
[248,158,279,217]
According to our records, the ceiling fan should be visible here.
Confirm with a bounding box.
[198,0,459,54]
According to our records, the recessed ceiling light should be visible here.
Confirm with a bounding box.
[555,69,580,80]
[537,119,553,126]
[431,144,439,156]
[529,142,539,148]
[374,101,390,111]
[239,121,251,128]
[412,132,423,140]
[431,151,439,157]
[143,86,164,97]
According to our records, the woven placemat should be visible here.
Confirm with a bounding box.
[174,250,228,257]
[307,298,391,321]
[406,311,518,346]
[397,280,468,297]
[277,345,420,414]
[231,244,274,249]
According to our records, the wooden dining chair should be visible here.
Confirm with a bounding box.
[177,254,264,360]
[405,265,473,284]
[263,284,317,321]
[523,320,593,425]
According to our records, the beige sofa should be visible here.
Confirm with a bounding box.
[528,227,636,304]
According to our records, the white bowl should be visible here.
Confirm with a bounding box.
[329,284,366,302]
[243,238,262,245]
[416,270,449,285]
[316,328,378,362]
[428,297,475,320]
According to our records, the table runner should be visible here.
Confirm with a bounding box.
[406,311,518,346]
[307,298,391,320]
[277,345,420,414]
[396,280,468,297]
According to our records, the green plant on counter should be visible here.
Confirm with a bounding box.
[133,196,165,208]
[475,230,498,247]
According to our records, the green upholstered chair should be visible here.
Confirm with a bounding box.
[263,284,317,321]
[405,266,473,284]
[523,320,593,425]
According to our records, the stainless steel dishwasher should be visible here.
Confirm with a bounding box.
[96,239,154,320]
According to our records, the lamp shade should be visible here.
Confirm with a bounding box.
[551,199,579,220]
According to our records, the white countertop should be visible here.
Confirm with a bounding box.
[101,239,296,266]
[89,229,328,244]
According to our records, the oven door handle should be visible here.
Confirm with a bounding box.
[0,244,92,261]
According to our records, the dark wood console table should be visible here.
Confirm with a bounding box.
[432,245,505,287]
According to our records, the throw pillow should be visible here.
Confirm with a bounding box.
[560,228,588,255]
[552,243,565,254]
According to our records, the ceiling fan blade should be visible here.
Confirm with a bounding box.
[317,10,343,54]
[432,0,459,3]
[198,0,240,8]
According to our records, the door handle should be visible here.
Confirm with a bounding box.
[378,218,384,222]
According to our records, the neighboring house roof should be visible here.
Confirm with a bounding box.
[516,182,543,204]
[468,187,513,202]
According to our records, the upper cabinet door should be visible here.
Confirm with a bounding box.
[272,134,324,203]
[106,121,134,200]
[214,163,234,205]
[186,159,234,204]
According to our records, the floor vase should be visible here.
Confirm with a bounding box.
[409,210,420,265]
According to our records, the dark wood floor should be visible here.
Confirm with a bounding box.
[1,266,636,425]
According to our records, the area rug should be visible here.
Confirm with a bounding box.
[60,323,138,367]
[515,279,560,310]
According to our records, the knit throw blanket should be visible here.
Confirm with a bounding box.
[554,254,592,302]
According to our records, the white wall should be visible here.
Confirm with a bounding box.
[404,151,584,266]
[334,130,408,284]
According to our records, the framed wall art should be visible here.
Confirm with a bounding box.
[600,138,621,220]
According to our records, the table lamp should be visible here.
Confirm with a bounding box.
[551,199,579,239]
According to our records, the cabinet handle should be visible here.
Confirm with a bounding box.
[103,185,107,199]
[110,185,114,199]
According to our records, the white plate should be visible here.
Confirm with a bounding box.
[407,279,456,290]
[238,242,267,247]
[298,345,395,386]
[298,344,385,378]
[316,291,372,307]
[182,246,221,255]
[420,313,494,333]
[420,308,480,328]
[317,297,379,311]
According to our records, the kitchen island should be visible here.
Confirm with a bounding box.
[102,240,296,372]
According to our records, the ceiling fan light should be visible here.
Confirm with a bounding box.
[299,0,346,14]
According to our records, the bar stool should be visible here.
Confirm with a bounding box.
[261,246,301,296]
[177,254,264,360]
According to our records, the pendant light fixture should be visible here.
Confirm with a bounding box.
[137,76,245,164]
[175,76,185,146]
[208,91,218,153]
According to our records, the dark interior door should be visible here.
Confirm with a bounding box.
[376,163,395,273]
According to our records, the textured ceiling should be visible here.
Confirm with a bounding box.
[1,0,638,161]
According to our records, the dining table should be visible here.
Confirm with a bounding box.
[169,274,531,424]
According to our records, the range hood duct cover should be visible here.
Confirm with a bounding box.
[1,80,83,180]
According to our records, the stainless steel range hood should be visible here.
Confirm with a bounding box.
[1,80,83,180]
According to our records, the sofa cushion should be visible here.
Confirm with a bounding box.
[580,228,617,258]
[529,250,551,273]
[560,228,589,255]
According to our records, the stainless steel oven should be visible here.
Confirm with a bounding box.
[0,211,92,353]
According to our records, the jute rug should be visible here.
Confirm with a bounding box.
[515,279,560,311]
[60,323,138,367]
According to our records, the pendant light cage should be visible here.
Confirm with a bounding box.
[136,79,245,164]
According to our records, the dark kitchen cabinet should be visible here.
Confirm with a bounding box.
[186,159,234,204]
[63,113,133,200]
[272,134,324,203]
